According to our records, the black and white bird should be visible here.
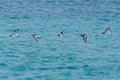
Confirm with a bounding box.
[81,34,87,43]
[10,28,19,37]
[102,27,112,35]
[32,34,41,42]
[58,31,65,37]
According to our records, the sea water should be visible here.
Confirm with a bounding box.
[0,0,120,80]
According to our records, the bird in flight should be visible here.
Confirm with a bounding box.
[32,34,41,42]
[81,34,87,43]
[58,31,65,37]
[102,27,112,35]
[10,28,19,37]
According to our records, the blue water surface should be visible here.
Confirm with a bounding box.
[0,0,120,80]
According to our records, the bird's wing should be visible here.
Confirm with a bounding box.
[105,27,110,32]
[32,35,38,42]
[13,29,19,35]
[34,37,38,42]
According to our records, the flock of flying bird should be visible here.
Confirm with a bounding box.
[9,27,111,43]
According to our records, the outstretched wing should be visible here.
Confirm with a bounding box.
[81,34,87,43]
[13,28,19,35]
[83,35,87,43]
[32,34,38,42]
[105,27,110,33]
